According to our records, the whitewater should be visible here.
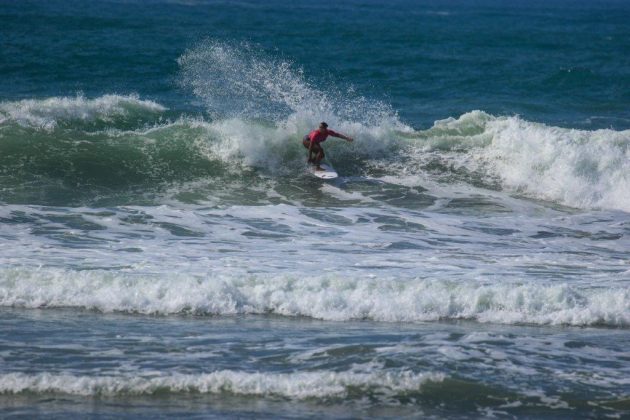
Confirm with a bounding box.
[2,2,630,417]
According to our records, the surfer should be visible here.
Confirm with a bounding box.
[303,122,353,170]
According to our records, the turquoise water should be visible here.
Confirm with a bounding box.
[1,0,629,418]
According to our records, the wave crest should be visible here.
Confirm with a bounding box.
[0,94,166,131]
[1,268,628,327]
[0,370,443,398]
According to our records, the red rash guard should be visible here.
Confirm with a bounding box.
[308,129,343,144]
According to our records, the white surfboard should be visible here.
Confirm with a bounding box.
[309,162,338,179]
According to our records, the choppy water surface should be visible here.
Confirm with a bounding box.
[1,309,629,418]
[1,0,629,418]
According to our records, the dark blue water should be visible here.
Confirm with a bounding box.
[3,0,629,129]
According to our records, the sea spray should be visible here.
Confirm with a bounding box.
[177,39,409,163]
[177,40,403,127]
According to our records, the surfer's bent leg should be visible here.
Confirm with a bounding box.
[304,140,323,165]
[316,148,324,163]
[312,147,324,170]
[303,139,314,162]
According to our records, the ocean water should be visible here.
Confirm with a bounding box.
[1,0,629,418]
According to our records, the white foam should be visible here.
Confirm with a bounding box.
[417,111,630,212]
[1,268,627,327]
[0,369,442,398]
[483,115,630,212]
[0,94,166,130]
[320,183,376,203]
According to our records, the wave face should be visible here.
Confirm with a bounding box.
[1,107,628,212]
[1,268,627,327]
[1,41,629,212]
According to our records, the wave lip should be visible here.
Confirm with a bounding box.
[0,370,443,399]
[1,268,628,327]
[0,94,167,130]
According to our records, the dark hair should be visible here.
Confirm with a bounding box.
[319,122,328,128]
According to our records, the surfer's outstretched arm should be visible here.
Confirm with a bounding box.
[328,130,354,142]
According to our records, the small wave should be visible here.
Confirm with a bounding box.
[0,94,166,131]
[0,369,442,398]
[1,268,628,327]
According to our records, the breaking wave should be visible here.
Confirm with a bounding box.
[0,41,628,213]
[1,268,628,327]
[410,111,630,212]
[0,369,443,399]
[0,94,166,131]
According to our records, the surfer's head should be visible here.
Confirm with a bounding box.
[319,122,328,131]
